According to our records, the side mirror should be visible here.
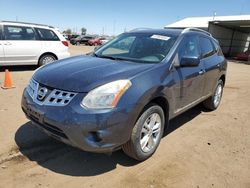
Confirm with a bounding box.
[180,56,200,67]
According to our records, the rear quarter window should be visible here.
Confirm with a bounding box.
[35,28,59,41]
[212,39,224,56]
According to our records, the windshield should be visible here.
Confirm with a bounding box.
[95,33,177,63]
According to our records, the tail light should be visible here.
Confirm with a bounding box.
[62,41,68,47]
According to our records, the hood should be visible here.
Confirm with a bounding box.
[33,55,154,92]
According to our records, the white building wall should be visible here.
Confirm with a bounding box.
[208,24,233,55]
[232,31,250,55]
[209,23,250,56]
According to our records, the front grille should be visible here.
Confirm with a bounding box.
[27,79,76,106]
[46,89,76,105]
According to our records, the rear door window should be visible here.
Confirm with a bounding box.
[35,28,59,41]
[199,36,215,58]
[4,25,36,40]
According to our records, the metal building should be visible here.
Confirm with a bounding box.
[165,15,250,57]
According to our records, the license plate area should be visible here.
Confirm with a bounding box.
[26,106,44,123]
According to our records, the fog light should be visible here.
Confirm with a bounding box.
[89,131,102,142]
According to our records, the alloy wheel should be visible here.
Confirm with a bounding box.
[140,113,162,153]
[213,84,222,107]
[42,56,55,65]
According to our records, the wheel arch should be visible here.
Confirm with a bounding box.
[150,96,169,124]
[219,74,226,86]
[133,94,170,131]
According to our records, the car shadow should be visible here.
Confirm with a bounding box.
[15,122,138,176]
[0,65,37,72]
[164,104,205,136]
[15,104,205,176]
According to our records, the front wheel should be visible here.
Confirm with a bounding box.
[203,79,224,110]
[38,54,56,66]
[122,104,165,161]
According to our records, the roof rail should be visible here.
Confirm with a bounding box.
[182,27,212,36]
[0,20,55,28]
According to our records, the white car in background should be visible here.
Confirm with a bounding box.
[100,36,113,44]
[0,21,70,66]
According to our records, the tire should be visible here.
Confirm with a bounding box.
[122,103,165,161]
[203,79,224,110]
[38,54,56,66]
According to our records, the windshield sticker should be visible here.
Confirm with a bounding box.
[150,35,170,41]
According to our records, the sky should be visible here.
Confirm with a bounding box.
[1,0,250,35]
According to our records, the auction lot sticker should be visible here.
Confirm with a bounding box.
[150,35,170,41]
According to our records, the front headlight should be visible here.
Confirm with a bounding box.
[81,80,132,109]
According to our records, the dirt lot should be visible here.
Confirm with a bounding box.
[0,45,250,188]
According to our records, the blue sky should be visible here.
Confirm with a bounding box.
[1,0,250,35]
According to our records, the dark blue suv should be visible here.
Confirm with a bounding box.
[22,28,227,161]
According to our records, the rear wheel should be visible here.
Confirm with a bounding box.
[38,54,56,66]
[203,79,224,110]
[122,104,165,161]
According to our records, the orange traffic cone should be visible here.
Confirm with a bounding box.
[1,69,15,89]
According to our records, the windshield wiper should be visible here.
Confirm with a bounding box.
[96,55,128,61]
[93,54,157,64]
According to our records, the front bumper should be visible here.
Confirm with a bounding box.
[21,88,135,153]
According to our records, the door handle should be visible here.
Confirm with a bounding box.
[4,42,12,45]
[199,70,205,75]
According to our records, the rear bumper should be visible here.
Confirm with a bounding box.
[21,88,136,153]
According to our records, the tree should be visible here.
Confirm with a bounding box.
[64,29,72,35]
[81,27,87,35]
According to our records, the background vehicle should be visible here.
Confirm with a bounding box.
[65,34,80,41]
[70,35,95,45]
[0,21,70,66]
[88,37,107,46]
[100,37,112,44]
[22,28,227,161]
[236,50,250,61]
